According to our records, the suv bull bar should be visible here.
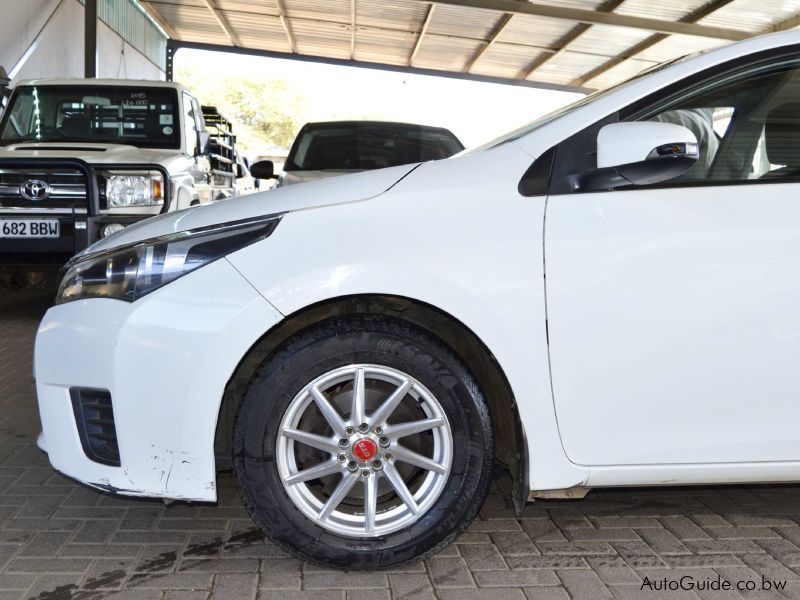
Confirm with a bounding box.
[0,157,170,269]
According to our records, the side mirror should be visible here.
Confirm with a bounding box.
[250,159,277,180]
[196,131,211,156]
[578,122,699,192]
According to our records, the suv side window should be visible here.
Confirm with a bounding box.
[5,93,34,138]
[548,53,800,194]
[183,92,198,155]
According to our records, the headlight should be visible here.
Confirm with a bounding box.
[56,215,281,305]
[106,173,164,207]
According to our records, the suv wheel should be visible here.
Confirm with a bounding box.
[233,316,494,568]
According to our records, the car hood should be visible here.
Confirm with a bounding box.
[85,162,420,254]
[0,142,180,165]
[280,169,361,186]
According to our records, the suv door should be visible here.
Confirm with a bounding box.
[545,50,800,466]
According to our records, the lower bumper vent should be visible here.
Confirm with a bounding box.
[70,388,121,466]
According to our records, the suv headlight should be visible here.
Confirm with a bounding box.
[105,172,164,207]
[56,215,281,305]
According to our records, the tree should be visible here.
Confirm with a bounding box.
[175,67,304,154]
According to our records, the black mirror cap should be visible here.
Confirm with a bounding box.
[250,159,277,180]
[577,155,697,193]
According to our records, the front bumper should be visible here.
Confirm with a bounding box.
[0,214,153,269]
[0,157,170,269]
[34,258,283,501]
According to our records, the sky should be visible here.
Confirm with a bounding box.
[175,49,583,149]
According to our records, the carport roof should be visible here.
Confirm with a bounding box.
[138,0,800,92]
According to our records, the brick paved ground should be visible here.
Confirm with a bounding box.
[3,289,800,599]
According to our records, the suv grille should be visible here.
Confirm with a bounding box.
[70,388,121,466]
[0,169,86,210]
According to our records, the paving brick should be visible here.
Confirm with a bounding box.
[664,554,745,568]
[685,539,765,554]
[636,528,691,555]
[100,590,164,599]
[5,289,800,600]
[591,516,662,529]
[458,532,493,544]
[706,527,780,540]
[522,587,569,600]
[164,592,210,600]
[468,519,522,533]
[536,541,615,556]
[660,516,713,541]
[558,570,614,600]
[566,528,642,543]
[259,592,344,600]
[60,543,142,558]
[7,557,92,574]
[491,531,539,556]
[506,555,588,570]
[474,569,559,587]
[258,557,301,590]
[18,530,71,557]
[438,589,526,599]
[427,557,475,588]
[613,541,668,569]
[0,574,35,591]
[302,571,388,589]
[347,590,391,600]
[81,559,134,591]
[209,573,257,599]
[180,558,259,573]
[24,573,85,599]
[386,573,435,600]
[128,572,214,589]
[586,556,641,585]
[459,543,508,571]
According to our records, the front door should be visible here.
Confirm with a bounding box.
[546,53,800,466]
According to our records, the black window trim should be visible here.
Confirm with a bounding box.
[517,44,800,197]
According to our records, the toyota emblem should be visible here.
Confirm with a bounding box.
[19,179,51,201]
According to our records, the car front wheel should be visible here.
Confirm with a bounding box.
[232,316,494,568]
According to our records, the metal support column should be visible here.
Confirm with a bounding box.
[165,40,176,81]
[84,0,97,78]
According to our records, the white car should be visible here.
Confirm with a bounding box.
[34,30,800,568]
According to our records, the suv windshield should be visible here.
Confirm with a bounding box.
[0,85,180,148]
[285,122,464,171]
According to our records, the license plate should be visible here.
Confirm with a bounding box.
[0,219,60,239]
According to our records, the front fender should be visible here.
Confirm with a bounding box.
[226,187,588,491]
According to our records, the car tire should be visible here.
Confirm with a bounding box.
[232,315,494,569]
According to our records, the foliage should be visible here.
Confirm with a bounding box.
[175,67,304,155]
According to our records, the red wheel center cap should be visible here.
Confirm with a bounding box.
[353,438,378,461]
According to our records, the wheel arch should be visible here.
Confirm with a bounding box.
[215,293,529,513]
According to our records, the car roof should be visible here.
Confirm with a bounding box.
[14,79,191,94]
[301,120,451,132]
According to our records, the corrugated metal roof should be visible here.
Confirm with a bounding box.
[698,0,800,32]
[138,0,800,92]
[87,0,169,69]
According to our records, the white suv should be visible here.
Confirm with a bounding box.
[0,80,236,276]
[34,31,800,568]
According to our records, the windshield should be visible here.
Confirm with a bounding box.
[467,53,692,154]
[285,122,464,171]
[0,85,180,148]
